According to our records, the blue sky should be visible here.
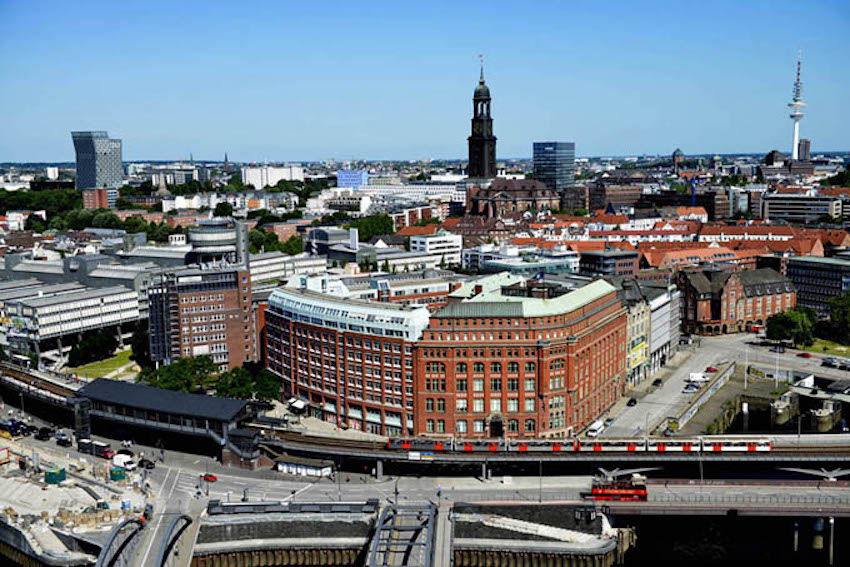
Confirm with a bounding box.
[1,0,848,162]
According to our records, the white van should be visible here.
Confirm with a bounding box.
[112,454,137,471]
[688,372,709,384]
[586,420,605,438]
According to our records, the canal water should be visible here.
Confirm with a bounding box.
[614,514,848,566]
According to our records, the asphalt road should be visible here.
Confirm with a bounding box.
[602,334,850,438]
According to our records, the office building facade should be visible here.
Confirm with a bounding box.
[413,276,627,438]
[72,131,123,190]
[148,266,257,372]
[533,142,576,192]
[336,170,369,190]
[786,256,850,319]
[265,287,430,435]
[82,188,119,210]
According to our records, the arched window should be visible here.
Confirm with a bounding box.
[490,362,502,374]
[507,419,519,432]
[524,419,536,432]
[549,359,565,370]
[456,362,468,374]
[426,362,446,373]
[473,362,485,373]
[507,362,519,373]
[525,362,536,372]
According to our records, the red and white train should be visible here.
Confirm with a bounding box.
[387,437,772,453]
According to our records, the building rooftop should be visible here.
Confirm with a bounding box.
[0,283,86,302]
[18,285,135,308]
[788,256,850,267]
[440,276,616,318]
[79,379,249,422]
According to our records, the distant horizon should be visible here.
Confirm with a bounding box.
[1,1,847,163]
[2,149,848,169]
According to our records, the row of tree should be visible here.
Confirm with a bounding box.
[26,208,186,243]
[136,356,280,402]
[766,293,850,347]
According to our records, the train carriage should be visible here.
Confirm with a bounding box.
[508,439,578,452]
[703,438,772,452]
[576,439,647,452]
[647,439,701,452]
[456,439,506,452]
[387,438,449,452]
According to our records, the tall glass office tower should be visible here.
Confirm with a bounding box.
[533,142,575,192]
[72,131,123,190]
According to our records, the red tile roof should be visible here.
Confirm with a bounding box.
[396,224,439,237]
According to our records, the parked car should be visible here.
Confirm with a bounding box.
[55,432,72,447]
[35,427,54,441]
[823,357,838,368]
[705,366,718,373]
[627,398,638,407]
[683,384,700,394]
[138,459,156,470]
[652,378,663,387]
[604,417,616,427]
[797,352,813,359]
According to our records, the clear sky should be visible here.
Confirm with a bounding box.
[1,0,848,162]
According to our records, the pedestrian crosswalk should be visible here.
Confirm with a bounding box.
[169,471,317,502]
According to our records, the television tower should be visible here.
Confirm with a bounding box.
[788,51,805,160]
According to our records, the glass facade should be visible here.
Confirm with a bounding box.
[72,131,123,190]
[533,141,575,192]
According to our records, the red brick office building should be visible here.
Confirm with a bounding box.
[413,275,627,439]
[678,267,796,335]
[265,287,431,436]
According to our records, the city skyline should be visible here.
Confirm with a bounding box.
[1,0,848,162]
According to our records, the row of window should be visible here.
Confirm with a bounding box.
[425,418,537,434]
[428,396,535,413]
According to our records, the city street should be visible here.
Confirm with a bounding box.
[603,333,850,438]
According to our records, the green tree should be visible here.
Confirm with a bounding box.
[24,214,47,233]
[215,367,255,399]
[213,202,234,217]
[68,329,120,366]
[828,292,850,345]
[823,170,850,187]
[280,235,303,255]
[766,308,814,346]
[248,228,267,253]
[130,321,152,369]
[346,213,395,242]
[92,212,123,229]
[138,356,217,393]
[253,369,281,402]
[381,260,391,272]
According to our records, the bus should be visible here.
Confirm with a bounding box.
[590,475,648,501]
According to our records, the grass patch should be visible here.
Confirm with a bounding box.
[801,339,850,358]
[68,349,135,378]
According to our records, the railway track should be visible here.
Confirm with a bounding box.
[248,424,850,458]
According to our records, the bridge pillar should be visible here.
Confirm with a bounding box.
[375,459,383,480]
[829,516,835,566]
[812,517,824,550]
[793,521,798,552]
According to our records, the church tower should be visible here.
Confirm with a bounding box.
[468,56,497,179]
